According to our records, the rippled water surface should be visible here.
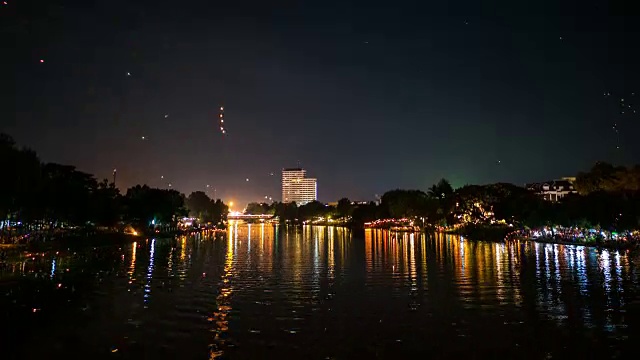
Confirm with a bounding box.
[2,224,640,359]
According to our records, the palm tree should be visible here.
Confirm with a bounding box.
[428,178,453,200]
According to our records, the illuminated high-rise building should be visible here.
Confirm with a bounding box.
[281,168,317,205]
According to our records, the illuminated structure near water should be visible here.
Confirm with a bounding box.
[525,177,577,202]
[281,168,317,205]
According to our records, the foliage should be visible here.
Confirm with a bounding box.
[575,162,640,194]
[380,189,430,218]
[351,201,381,225]
[124,185,187,226]
[40,163,98,225]
[273,202,299,221]
[298,201,333,220]
[336,198,353,218]
[427,178,454,200]
[254,199,378,225]
[1,132,228,238]
[451,180,640,231]
[186,191,227,225]
[0,134,42,224]
[92,179,122,226]
[245,202,273,215]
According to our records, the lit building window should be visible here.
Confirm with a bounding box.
[281,168,317,205]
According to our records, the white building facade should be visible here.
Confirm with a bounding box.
[282,168,317,205]
[526,177,577,202]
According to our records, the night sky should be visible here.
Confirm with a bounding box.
[2,0,639,206]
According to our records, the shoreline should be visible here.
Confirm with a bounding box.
[441,224,639,250]
[4,225,638,252]
[0,229,193,252]
[513,235,638,250]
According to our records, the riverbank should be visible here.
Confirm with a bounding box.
[513,235,638,250]
[18,232,139,252]
[442,224,639,250]
[446,224,511,242]
[1,228,194,253]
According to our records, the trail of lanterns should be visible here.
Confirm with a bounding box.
[219,106,226,135]
[604,91,636,151]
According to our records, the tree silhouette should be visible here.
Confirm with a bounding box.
[336,198,353,218]
[186,191,227,226]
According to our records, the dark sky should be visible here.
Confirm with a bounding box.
[2,0,639,206]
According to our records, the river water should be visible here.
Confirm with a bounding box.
[2,223,639,359]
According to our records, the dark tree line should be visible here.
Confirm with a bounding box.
[1,133,227,239]
[244,198,364,224]
[375,168,640,231]
[6,127,635,236]
[245,201,337,222]
[185,191,228,227]
[124,185,188,228]
[574,162,640,194]
[252,167,640,232]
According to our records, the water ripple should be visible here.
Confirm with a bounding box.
[1,226,638,358]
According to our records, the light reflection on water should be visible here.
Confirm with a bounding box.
[143,239,155,306]
[1,226,639,359]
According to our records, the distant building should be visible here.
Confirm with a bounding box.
[526,177,577,201]
[282,168,317,205]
